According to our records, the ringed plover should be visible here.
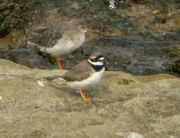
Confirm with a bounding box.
[47,52,105,102]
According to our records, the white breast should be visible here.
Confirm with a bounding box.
[44,32,85,57]
[67,67,105,89]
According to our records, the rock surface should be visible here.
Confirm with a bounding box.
[0,58,179,137]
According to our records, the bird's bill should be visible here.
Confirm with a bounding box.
[85,28,92,32]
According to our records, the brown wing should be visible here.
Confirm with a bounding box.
[26,22,63,47]
[62,60,94,82]
[26,19,85,48]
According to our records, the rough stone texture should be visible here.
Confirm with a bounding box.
[0,58,179,137]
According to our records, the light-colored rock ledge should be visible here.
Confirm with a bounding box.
[0,59,179,138]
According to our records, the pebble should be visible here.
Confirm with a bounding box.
[0,96,2,102]
[37,80,45,87]
[124,132,144,138]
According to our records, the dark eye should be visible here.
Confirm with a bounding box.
[90,55,104,62]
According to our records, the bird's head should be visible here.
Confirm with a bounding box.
[79,25,92,33]
[88,52,105,67]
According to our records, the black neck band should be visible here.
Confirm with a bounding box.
[88,62,104,72]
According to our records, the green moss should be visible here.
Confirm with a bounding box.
[117,79,134,85]
[0,14,3,21]
[0,21,10,37]
[2,9,11,17]
[34,105,40,109]
[0,3,8,11]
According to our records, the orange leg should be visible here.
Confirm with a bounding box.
[79,88,90,102]
[56,57,62,70]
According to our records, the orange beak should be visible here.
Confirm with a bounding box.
[86,28,92,32]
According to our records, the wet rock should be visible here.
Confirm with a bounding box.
[7,48,49,68]
[0,2,8,11]
[0,31,27,50]
[85,34,179,75]
[0,1,15,37]
[104,27,122,36]
[55,32,179,75]
[0,21,9,37]
[172,60,180,74]
[0,47,5,58]
[0,0,180,76]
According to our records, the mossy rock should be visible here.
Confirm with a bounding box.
[1,9,11,17]
[0,2,8,11]
[0,21,10,37]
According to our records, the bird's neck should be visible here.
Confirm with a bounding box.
[88,60,104,72]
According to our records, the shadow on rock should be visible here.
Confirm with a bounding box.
[7,48,49,69]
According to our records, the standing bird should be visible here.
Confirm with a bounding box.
[47,52,105,102]
[26,19,91,70]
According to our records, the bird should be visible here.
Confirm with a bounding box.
[47,52,105,102]
[26,19,91,70]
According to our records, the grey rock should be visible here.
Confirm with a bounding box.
[7,48,49,68]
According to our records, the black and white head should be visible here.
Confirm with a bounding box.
[88,52,105,71]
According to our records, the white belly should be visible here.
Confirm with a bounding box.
[67,68,105,89]
[44,34,85,57]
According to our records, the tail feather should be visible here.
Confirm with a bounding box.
[27,41,40,48]
[46,76,66,81]
[27,41,46,52]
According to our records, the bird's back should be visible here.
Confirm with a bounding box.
[62,60,94,82]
